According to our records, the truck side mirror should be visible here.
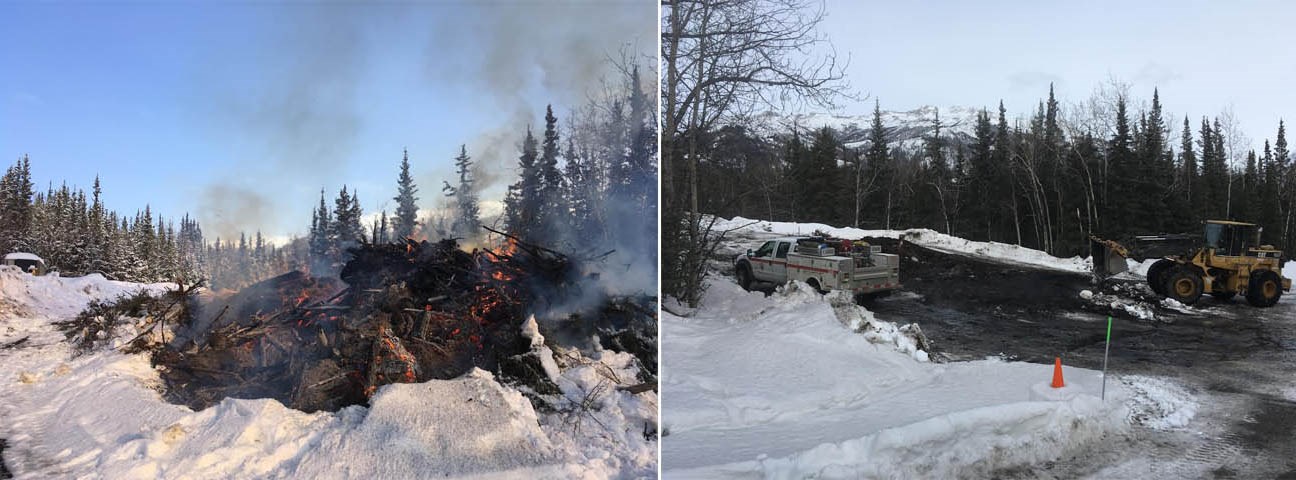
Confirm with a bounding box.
[747,248,753,257]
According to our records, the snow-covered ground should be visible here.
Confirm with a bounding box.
[661,278,1188,479]
[0,266,655,479]
[665,218,1204,478]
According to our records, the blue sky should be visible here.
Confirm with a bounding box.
[0,1,651,243]
[822,0,1296,155]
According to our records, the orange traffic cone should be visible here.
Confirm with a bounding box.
[1050,357,1065,388]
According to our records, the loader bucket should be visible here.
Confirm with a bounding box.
[1090,237,1129,278]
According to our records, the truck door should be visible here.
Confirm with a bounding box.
[750,240,777,281]
[771,241,791,281]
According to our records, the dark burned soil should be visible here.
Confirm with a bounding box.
[860,237,1282,372]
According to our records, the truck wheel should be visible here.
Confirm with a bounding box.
[806,278,826,295]
[1163,266,1203,305]
[736,263,754,291]
[1146,259,1175,295]
[1246,270,1283,307]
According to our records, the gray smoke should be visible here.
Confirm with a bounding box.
[190,2,650,240]
[199,184,275,244]
[424,1,651,194]
[195,6,369,240]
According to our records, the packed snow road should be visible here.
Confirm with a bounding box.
[713,217,1296,478]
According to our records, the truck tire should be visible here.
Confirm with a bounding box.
[1163,266,1203,305]
[806,278,826,295]
[1246,270,1283,307]
[1146,259,1175,295]
[736,263,754,291]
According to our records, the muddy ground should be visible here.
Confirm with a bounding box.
[722,230,1296,478]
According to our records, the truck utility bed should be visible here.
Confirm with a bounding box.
[737,236,901,295]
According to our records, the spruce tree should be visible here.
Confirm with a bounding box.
[392,149,419,240]
[563,138,596,245]
[538,105,566,242]
[1274,121,1292,250]
[968,109,995,238]
[1180,116,1200,225]
[505,126,542,240]
[1242,150,1259,221]
[451,145,480,240]
[1105,97,1134,236]
[863,100,894,229]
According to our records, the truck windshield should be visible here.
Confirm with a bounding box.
[1204,223,1223,249]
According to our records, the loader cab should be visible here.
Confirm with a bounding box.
[1203,220,1260,257]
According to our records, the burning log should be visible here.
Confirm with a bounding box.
[365,324,421,396]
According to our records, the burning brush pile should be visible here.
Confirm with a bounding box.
[93,234,656,414]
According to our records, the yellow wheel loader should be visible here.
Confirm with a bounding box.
[1091,220,1291,307]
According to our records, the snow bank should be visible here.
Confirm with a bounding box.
[900,229,1092,274]
[662,276,1132,478]
[0,266,171,340]
[715,216,1091,273]
[0,267,656,479]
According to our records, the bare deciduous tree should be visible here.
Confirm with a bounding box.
[662,0,850,306]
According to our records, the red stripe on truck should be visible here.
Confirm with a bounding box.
[751,258,839,273]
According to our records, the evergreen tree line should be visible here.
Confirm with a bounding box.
[689,86,1296,258]
[0,156,299,289]
[302,143,483,278]
[502,66,657,255]
[301,64,655,273]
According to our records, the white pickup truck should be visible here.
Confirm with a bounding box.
[734,236,901,295]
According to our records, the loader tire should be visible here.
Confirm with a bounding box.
[1246,270,1283,308]
[736,263,754,291]
[1163,267,1203,305]
[1146,259,1175,296]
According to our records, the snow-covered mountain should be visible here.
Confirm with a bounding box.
[749,105,985,152]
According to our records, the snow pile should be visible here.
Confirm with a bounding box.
[529,318,659,478]
[1130,258,1160,277]
[1089,292,1156,321]
[1079,286,1182,322]
[824,289,928,362]
[713,216,902,242]
[1119,375,1199,430]
[662,276,1131,479]
[899,229,1092,274]
[714,216,1091,273]
[0,268,656,479]
[1158,297,1195,314]
[0,266,171,341]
